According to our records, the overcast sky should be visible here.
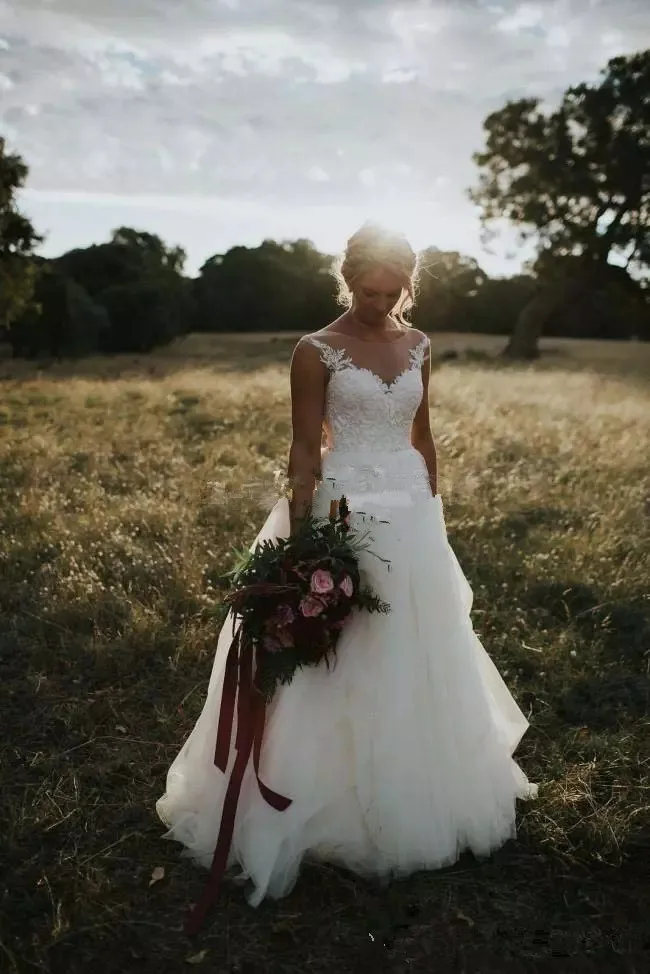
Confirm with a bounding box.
[2,0,648,276]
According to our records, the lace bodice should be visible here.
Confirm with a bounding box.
[302,333,432,510]
[304,334,429,454]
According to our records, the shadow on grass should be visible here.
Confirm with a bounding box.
[0,335,298,383]
[2,502,649,971]
[524,579,649,667]
[449,506,649,737]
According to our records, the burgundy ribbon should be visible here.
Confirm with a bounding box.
[184,623,292,936]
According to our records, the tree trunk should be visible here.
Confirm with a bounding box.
[502,264,600,359]
[501,286,555,359]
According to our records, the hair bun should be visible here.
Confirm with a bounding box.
[344,223,416,273]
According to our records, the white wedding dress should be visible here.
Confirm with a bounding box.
[156,332,537,908]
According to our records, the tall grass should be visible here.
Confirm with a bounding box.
[1,334,648,973]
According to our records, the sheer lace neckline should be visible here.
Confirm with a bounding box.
[306,334,428,393]
[320,328,412,346]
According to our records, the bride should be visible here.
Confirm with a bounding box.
[156,222,537,919]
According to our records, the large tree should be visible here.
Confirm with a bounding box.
[10,262,110,358]
[470,49,650,357]
[194,239,337,333]
[57,227,192,352]
[413,248,488,332]
[0,138,42,336]
[57,227,187,298]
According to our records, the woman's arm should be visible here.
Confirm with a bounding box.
[287,340,327,533]
[411,340,438,496]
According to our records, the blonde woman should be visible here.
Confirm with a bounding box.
[157,223,537,912]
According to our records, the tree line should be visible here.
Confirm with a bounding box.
[1,49,648,360]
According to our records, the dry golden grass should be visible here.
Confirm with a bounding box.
[1,332,649,973]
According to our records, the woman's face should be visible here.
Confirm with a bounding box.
[351,265,405,326]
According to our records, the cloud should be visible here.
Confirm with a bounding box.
[2,0,649,266]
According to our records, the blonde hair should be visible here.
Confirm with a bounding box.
[333,222,419,326]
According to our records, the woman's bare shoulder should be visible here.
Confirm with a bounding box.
[304,316,352,342]
[408,327,429,345]
[294,318,351,352]
[291,330,338,368]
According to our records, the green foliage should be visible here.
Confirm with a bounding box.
[413,248,489,331]
[193,238,338,333]
[56,227,192,353]
[98,277,188,353]
[469,49,650,356]
[0,138,42,332]
[469,274,539,335]
[57,227,187,298]
[536,256,650,339]
[8,263,110,358]
[470,50,650,275]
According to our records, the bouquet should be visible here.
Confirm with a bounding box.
[224,494,390,701]
[184,495,390,935]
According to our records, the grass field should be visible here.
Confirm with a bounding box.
[1,332,649,973]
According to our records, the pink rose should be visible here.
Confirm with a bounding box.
[310,569,334,595]
[339,574,354,598]
[275,604,295,626]
[299,594,325,618]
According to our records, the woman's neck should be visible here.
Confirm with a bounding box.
[346,310,404,342]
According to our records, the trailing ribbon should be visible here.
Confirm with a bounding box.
[184,621,292,936]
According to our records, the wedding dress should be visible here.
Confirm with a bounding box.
[156,331,537,909]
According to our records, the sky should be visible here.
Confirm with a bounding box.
[1,0,649,277]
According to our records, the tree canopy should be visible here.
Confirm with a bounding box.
[0,137,42,336]
[470,49,650,355]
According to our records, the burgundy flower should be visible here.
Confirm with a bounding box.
[275,604,295,626]
[262,635,282,653]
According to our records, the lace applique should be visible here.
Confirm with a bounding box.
[300,333,432,504]
[305,338,353,373]
[306,334,429,387]
[409,336,429,370]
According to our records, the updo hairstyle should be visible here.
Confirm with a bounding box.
[332,222,419,326]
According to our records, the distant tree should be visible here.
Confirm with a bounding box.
[468,274,539,335]
[0,137,42,338]
[9,261,109,358]
[57,227,187,297]
[110,227,186,274]
[99,278,187,353]
[414,248,488,331]
[533,253,650,340]
[470,49,650,356]
[194,238,337,333]
[57,227,192,352]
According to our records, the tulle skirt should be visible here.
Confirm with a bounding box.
[156,479,537,907]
